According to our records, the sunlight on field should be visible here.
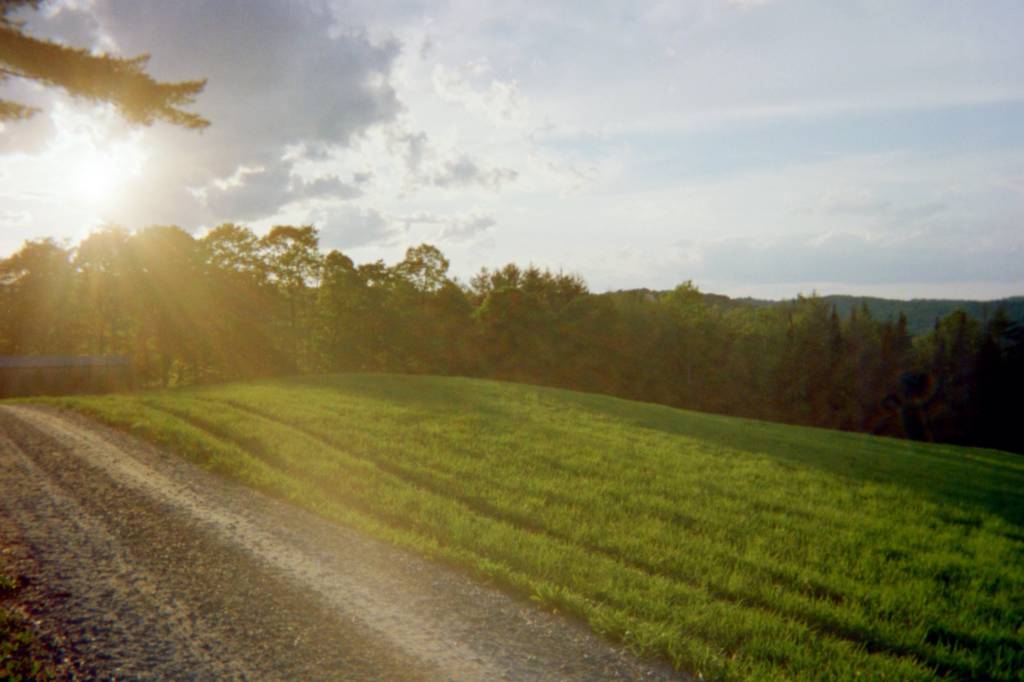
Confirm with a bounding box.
[44,374,1024,681]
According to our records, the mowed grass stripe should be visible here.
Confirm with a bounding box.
[205,400,899,619]
[211,394,866,617]
[231,380,948,554]
[202,393,1014,587]
[208,394,896,619]
[216,385,879,563]
[34,374,1024,680]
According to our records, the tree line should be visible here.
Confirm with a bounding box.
[2,224,1021,453]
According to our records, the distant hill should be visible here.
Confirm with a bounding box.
[816,295,1023,335]
[737,294,1024,336]
[613,289,1024,336]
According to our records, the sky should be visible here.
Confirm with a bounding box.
[1,0,1022,300]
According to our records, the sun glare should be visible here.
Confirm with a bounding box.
[73,155,119,202]
[70,143,145,205]
[43,104,148,207]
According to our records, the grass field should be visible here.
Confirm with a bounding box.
[37,374,1024,680]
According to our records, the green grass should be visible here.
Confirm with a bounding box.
[34,373,1024,680]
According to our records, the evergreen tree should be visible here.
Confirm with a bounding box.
[1,0,208,127]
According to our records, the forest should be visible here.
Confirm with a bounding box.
[1,224,1021,454]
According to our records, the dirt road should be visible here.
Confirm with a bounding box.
[0,404,684,681]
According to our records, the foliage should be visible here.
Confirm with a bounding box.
[1,225,1021,452]
[43,374,1024,680]
[0,0,207,127]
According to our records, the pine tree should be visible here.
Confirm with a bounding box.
[1,0,208,128]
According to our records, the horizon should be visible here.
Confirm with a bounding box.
[2,227,1020,303]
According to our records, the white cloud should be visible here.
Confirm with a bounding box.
[0,209,31,228]
[432,63,528,128]
[314,205,396,250]
[392,130,430,172]
[438,213,496,241]
[395,210,497,243]
[431,156,517,189]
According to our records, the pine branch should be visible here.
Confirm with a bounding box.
[0,24,209,128]
[0,97,36,119]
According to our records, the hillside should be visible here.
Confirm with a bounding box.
[815,295,1024,336]
[40,374,1024,681]
[611,290,1024,336]
[734,293,1024,336]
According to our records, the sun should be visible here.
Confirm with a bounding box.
[73,155,118,202]
[42,104,149,207]
[71,147,140,204]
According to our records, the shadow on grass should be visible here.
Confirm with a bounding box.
[559,387,1024,530]
[282,373,1024,530]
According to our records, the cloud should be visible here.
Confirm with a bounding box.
[396,210,497,243]
[24,2,106,48]
[0,209,31,228]
[392,131,430,172]
[300,174,362,201]
[438,213,496,241]
[93,0,400,158]
[204,163,362,222]
[0,79,56,154]
[694,230,1023,285]
[367,121,519,192]
[431,156,518,189]
[432,63,528,127]
[313,205,396,250]
[0,114,55,154]
[809,187,948,227]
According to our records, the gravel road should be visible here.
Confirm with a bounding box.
[0,404,686,681]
